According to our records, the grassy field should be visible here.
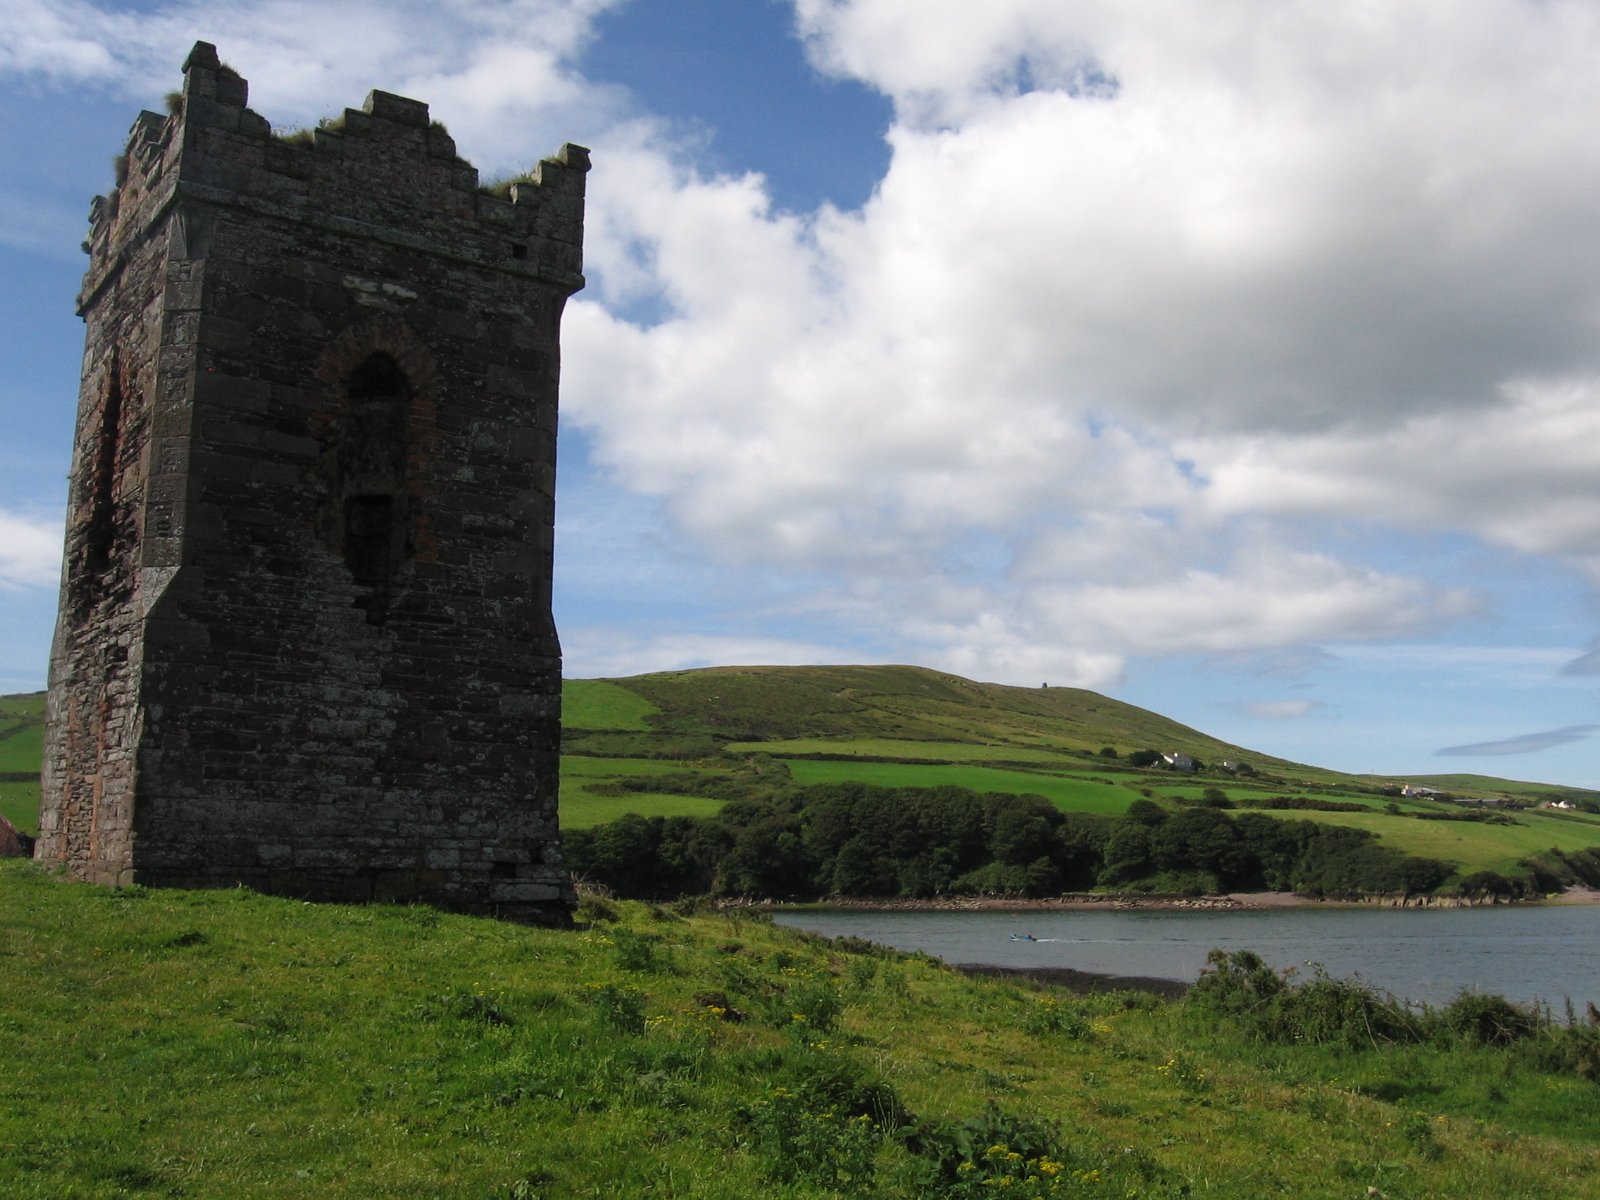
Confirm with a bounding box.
[558,756,731,829]
[2,859,1597,1199]
[562,680,661,732]
[0,783,39,838]
[563,788,728,829]
[573,666,1600,884]
[782,758,1143,817]
[729,737,1094,764]
[1245,807,1600,876]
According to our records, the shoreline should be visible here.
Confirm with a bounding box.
[763,884,1600,914]
[954,962,1190,999]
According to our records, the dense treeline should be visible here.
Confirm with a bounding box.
[564,783,1457,901]
[1522,846,1600,893]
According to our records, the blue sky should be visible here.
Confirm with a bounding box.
[5,0,1600,788]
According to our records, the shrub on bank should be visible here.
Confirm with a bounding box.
[1191,947,1600,1086]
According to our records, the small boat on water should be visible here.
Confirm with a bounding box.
[1009,933,1038,942]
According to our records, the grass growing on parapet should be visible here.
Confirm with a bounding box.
[480,173,539,199]
[276,114,344,149]
[3,860,1598,1199]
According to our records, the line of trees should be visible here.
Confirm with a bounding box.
[563,783,1456,902]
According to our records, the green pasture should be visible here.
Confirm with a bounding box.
[0,725,41,775]
[561,791,727,829]
[730,736,1093,765]
[558,755,727,829]
[1255,807,1600,876]
[560,755,686,784]
[781,757,1142,816]
[0,692,44,836]
[1154,781,1423,814]
[0,691,45,774]
[561,678,660,731]
[0,783,38,837]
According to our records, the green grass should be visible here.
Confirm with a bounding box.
[562,679,660,732]
[557,756,727,829]
[2,860,1597,1199]
[561,755,689,784]
[0,691,45,774]
[0,724,42,775]
[730,737,1094,765]
[0,692,44,836]
[617,664,1277,764]
[782,759,1144,816]
[1248,808,1600,876]
[1,783,39,837]
[562,792,728,829]
[1163,782,1422,814]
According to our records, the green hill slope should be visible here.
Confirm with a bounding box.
[571,664,1276,763]
[3,860,1596,1198]
[562,666,1600,885]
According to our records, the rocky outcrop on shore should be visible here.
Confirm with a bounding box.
[1347,892,1513,908]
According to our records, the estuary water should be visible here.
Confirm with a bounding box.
[772,904,1600,1008]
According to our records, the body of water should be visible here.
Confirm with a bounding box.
[773,904,1600,1008]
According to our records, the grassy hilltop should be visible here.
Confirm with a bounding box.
[559,665,1600,887]
[3,860,1598,1199]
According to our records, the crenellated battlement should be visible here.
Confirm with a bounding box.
[83,42,588,314]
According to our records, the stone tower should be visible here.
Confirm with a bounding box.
[36,43,586,923]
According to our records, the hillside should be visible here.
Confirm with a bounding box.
[2,859,1597,1198]
[560,665,1600,886]
[565,664,1282,765]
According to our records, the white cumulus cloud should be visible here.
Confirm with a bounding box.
[1242,699,1320,720]
[0,511,63,590]
[15,0,1600,688]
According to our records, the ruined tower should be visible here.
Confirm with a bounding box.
[37,43,586,923]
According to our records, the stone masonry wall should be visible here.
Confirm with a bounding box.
[38,43,587,923]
